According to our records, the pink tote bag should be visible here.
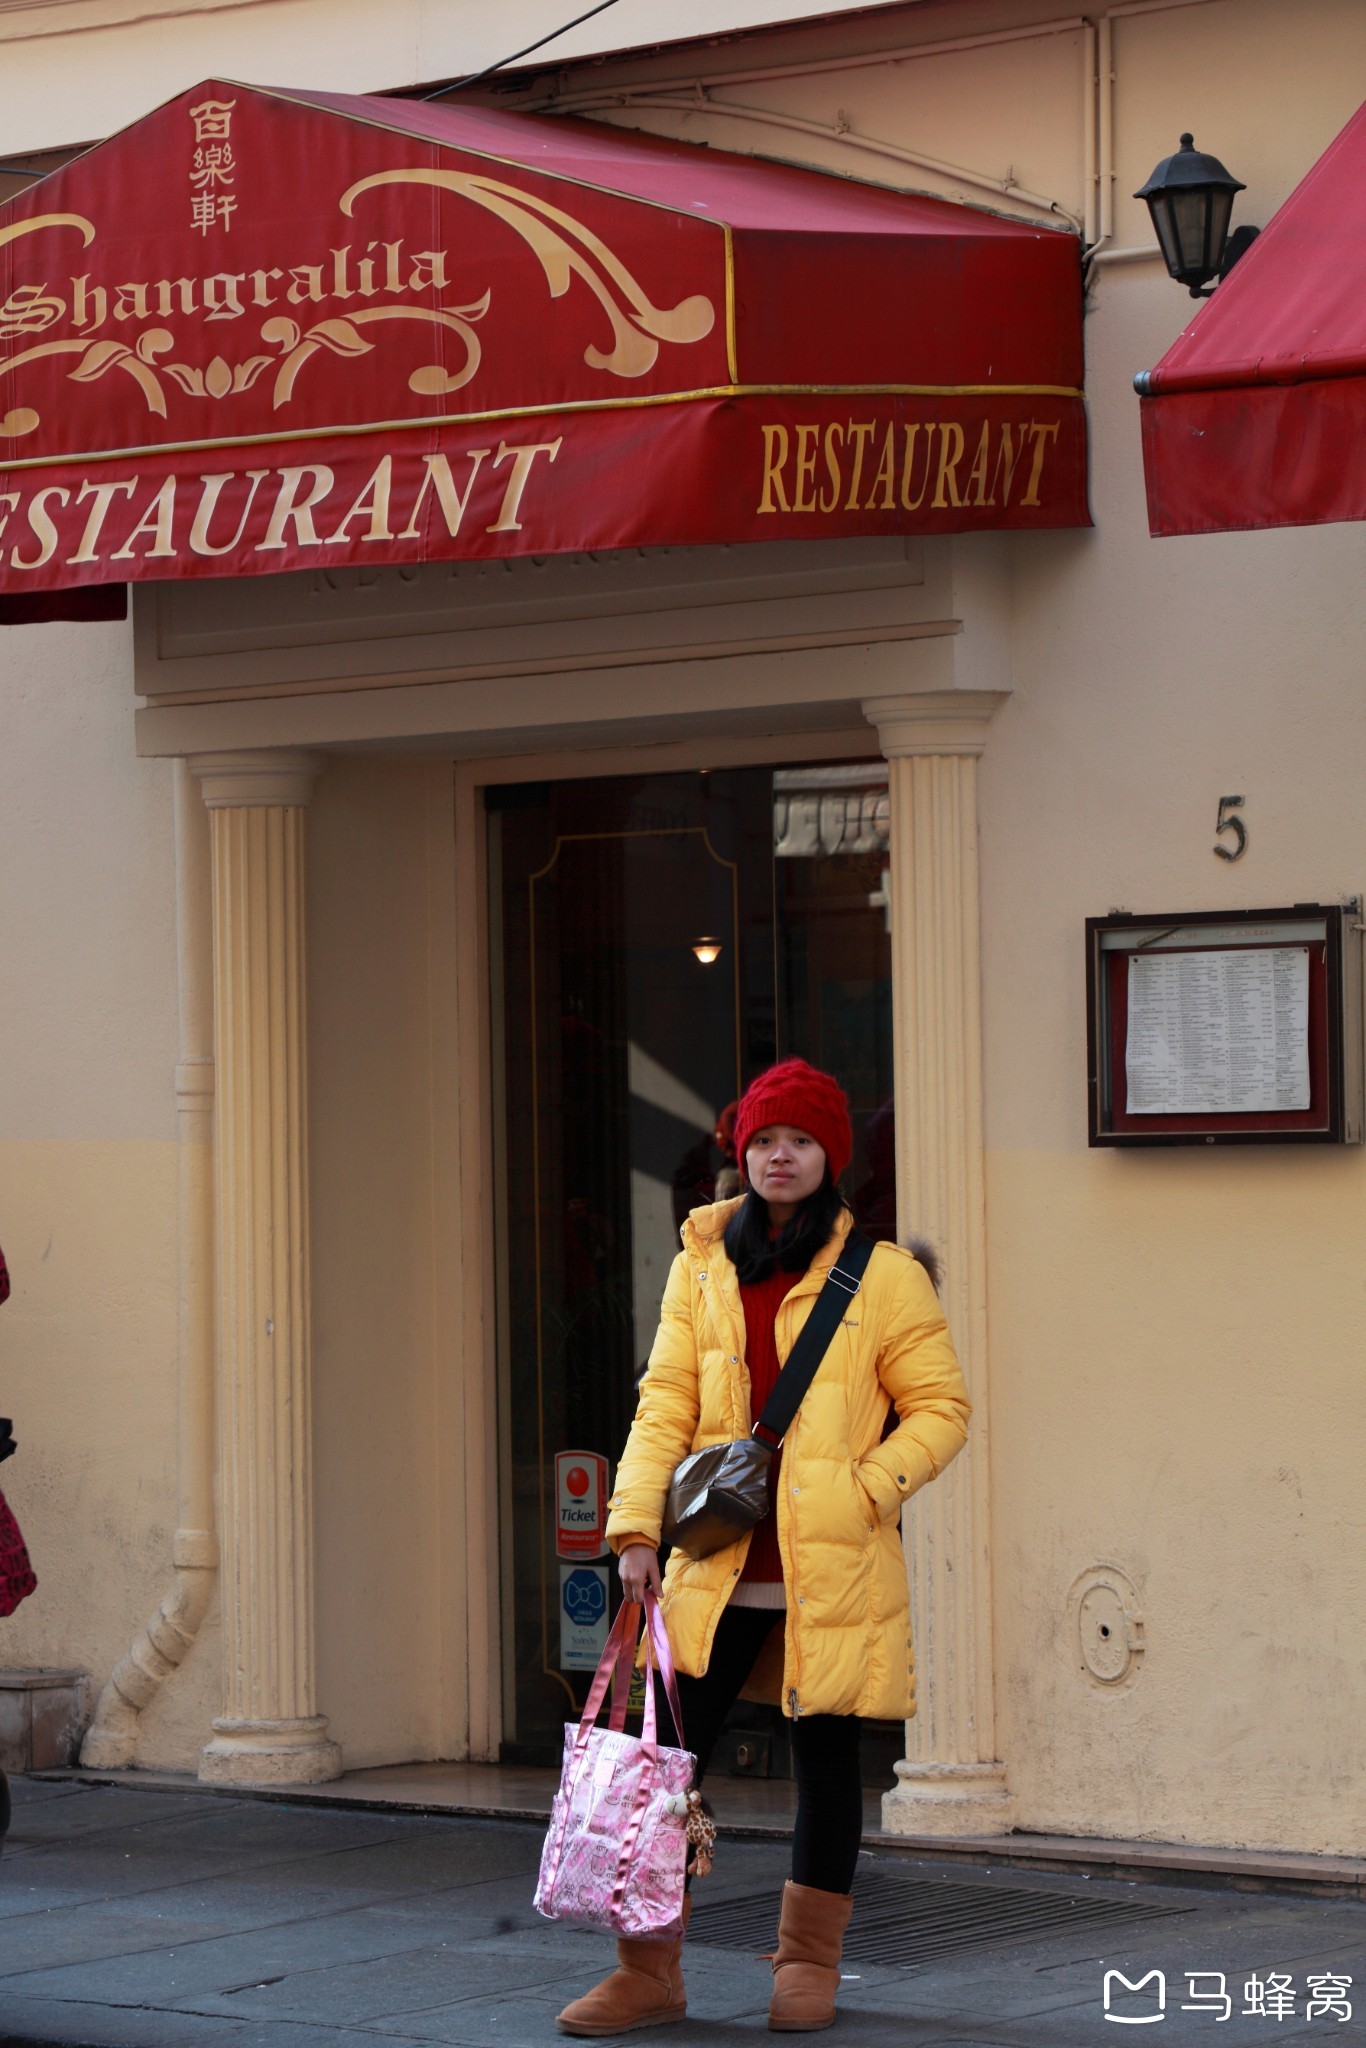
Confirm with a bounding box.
[534,1589,695,1938]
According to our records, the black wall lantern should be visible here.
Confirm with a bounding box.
[1135,134,1260,297]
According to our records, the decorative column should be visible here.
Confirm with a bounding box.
[188,750,341,1786]
[863,692,1013,1837]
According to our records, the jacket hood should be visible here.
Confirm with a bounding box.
[682,1199,941,1292]
[680,1195,745,1250]
[681,1195,854,1280]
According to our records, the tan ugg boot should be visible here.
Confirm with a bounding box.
[768,1880,854,2032]
[556,1896,691,2037]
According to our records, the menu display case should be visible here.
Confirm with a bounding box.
[1086,903,1363,1147]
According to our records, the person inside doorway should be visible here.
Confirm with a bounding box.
[851,1096,898,1244]
[556,1059,970,2036]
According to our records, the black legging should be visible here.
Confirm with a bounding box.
[656,1604,863,1895]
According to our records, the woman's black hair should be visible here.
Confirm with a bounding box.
[723,1172,847,1285]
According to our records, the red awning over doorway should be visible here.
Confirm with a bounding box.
[1137,97,1366,537]
[0,80,1087,599]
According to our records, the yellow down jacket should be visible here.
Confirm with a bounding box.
[604,1199,970,1722]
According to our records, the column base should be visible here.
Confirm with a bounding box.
[882,1760,1014,1838]
[199,1716,342,1786]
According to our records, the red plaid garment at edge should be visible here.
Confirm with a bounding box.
[0,1238,35,1617]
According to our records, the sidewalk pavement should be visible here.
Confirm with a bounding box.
[3,1775,1365,2048]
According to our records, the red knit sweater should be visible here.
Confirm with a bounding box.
[737,1263,796,1586]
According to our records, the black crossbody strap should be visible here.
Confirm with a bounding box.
[751,1230,875,1447]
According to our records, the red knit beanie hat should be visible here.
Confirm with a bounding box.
[733,1058,853,1185]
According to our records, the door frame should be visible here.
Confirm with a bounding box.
[452,719,883,1757]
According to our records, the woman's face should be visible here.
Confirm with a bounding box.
[745,1124,827,1220]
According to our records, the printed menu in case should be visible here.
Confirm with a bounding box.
[1126,947,1310,1115]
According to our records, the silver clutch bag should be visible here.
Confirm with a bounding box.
[661,1438,773,1560]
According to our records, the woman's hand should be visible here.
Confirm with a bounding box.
[618,1543,663,1604]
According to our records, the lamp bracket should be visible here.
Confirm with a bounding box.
[1218,223,1261,278]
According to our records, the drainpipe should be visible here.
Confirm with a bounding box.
[81,762,217,1767]
[1083,13,1115,278]
[1083,19,1098,247]
[1086,1,1220,279]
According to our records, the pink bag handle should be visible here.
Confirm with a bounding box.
[622,1590,687,1760]
[646,1589,686,1751]
[570,1590,686,1759]
[604,1610,639,1732]
[609,1591,689,1920]
[574,1600,639,1751]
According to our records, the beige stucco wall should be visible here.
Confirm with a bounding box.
[2,0,1364,1848]
[0,0,910,159]
[308,755,466,1768]
[0,732,468,1769]
[974,7,1366,1854]
[0,619,217,1767]
[985,500,1366,1852]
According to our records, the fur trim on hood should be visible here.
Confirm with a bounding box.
[679,1194,942,1292]
[905,1234,942,1294]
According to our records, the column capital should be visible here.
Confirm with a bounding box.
[188,750,323,809]
[862,691,1009,759]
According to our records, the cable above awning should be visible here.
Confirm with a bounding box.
[0,79,1088,602]
[1137,97,1366,538]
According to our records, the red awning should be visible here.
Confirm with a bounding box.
[0,80,1087,600]
[1138,98,1366,537]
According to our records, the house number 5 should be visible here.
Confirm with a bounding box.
[1214,794,1247,862]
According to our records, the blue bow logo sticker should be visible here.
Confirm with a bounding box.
[563,1569,607,1626]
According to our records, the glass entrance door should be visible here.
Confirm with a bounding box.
[489,763,896,1773]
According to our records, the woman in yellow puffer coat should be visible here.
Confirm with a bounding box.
[555,1059,970,2040]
